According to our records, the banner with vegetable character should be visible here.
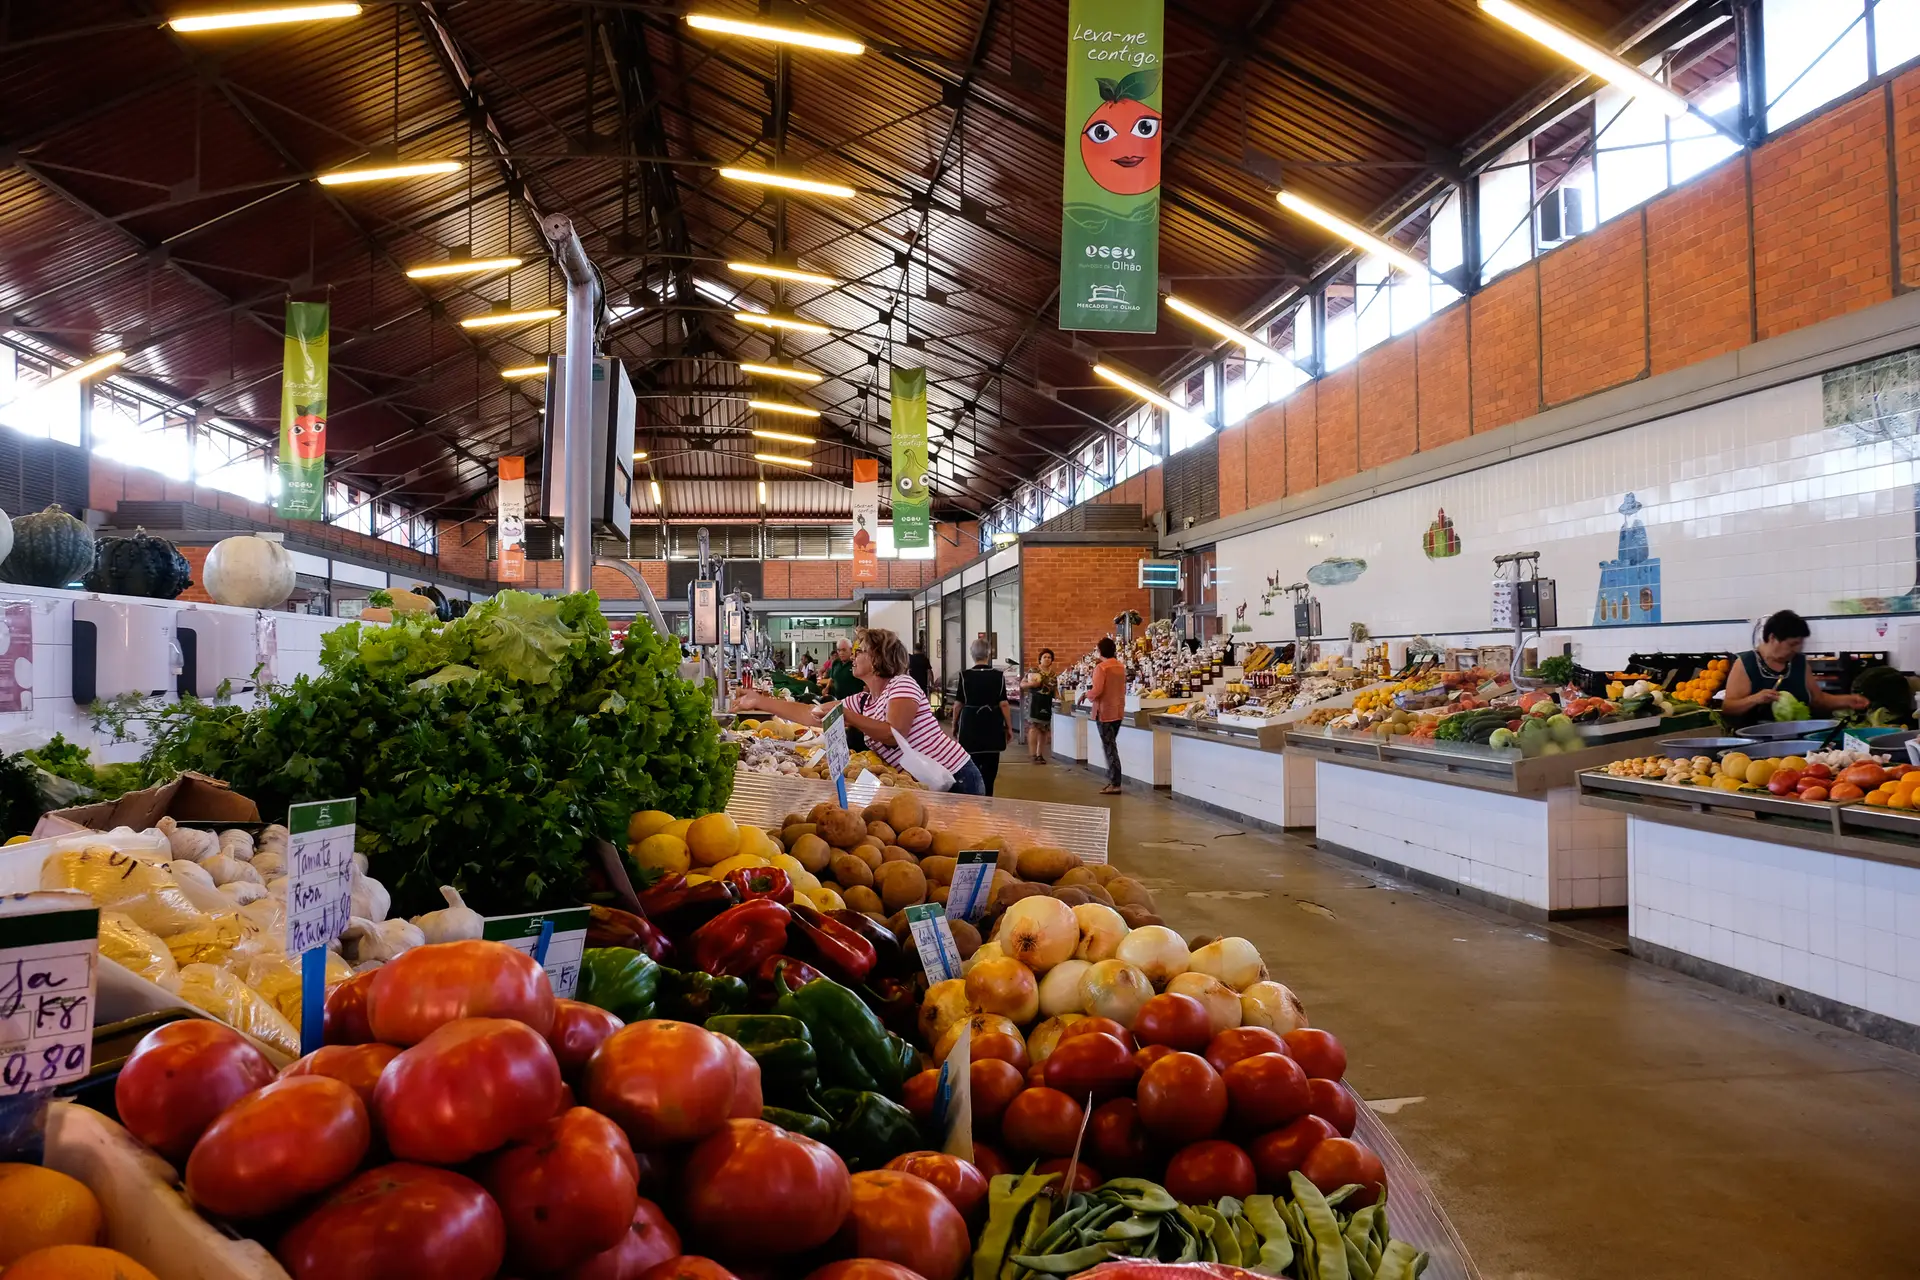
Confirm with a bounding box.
[851,457,879,582]
[890,368,930,549]
[277,300,329,520]
[1059,0,1162,333]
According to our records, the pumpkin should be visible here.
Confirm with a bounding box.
[202,533,296,608]
[84,527,193,599]
[0,504,93,587]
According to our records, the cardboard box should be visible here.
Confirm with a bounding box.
[33,771,261,838]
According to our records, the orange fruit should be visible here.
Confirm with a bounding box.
[2,1247,157,1280]
[1892,795,1913,810]
[1867,793,1890,806]
[0,1166,104,1265]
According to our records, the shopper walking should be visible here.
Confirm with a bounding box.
[909,640,933,694]
[1090,636,1127,795]
[1023,649,1058,764]
[957,638,1013,794]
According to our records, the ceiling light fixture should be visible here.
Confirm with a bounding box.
[1275,192,1428,276]
[405,255,523,279]
[718,167,856,199]
[758,480,769,505]
[317,159,462,186]
[739,361,823,384]
[649,480,663,503]
[685,12,864,55]
[1478,0,1691,119]
[1165,296,1290,363]
[168,3,360,32]
[461,307,561,329]
[634,451,648,461]
[736,312,829,334]
[44,350,127,390]
[754,452,813,469]
[1093,363,1196,419]
[728,260,836,286]
[749,400,821,418]
[500,365,547,379]
[751,428,816,445]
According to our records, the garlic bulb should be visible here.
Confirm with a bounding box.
[350,871,390,924]
[218,829,255,862]
[411,886,484,944]
[251,850,286,880]
[341,916,424,965]
[159,817,220,863]
[201,853,263,887]
[164,860,230,913]
[220,880,269,906]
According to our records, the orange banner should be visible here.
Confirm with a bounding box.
[498,455,526,582]
[852,457,879,584]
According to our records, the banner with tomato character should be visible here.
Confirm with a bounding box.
[277,300,329,520]
[852,456,880,582]
[1059,0,1163,333]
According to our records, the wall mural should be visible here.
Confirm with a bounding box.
[1827,347,1920,614]
[1306,557,1367,586]
[1422,508,1461,559]
[1592,492,1661,625]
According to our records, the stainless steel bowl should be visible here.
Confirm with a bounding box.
[1655,736,1751,758]
[1736,739,1825,759]
[1736,719,1840,741]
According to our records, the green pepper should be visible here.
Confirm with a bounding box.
[577,946,659,1021]
[815,1088,921,1172]
[706,1013,818,1101]
[761,1105,833,1141]
[654,967,749,1021]
[776,977,911,1095]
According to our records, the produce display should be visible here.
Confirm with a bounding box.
[1596,747,1899,806]
[729,721,925,789]
[83,527,193,600]
[0,503,93,587]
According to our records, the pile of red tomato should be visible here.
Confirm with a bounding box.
[902,991,1387,1209]
[107,940,982,1280]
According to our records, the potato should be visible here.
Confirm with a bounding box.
[930,883,950,905]
[829,853,875,889]
[1116,904,1163,928]
[791,833,832,874]
[1017,846,1075,883]
[843,885,884,915]
[1051,886,1092,907]
[885,910,910,939]
[923,855,958,885]
[930,830,964,860]
[887,792,928,833]
[949,917,981,960]
[881,844,916,864]
[817,808,868,850]
[897,826,934,854]
[1089,863,1120,884]
[1079,883,1116,908]
[853,843,884,871]
[1105,876,1154,910]
[809,802,836,824]
[863,801,893,824]
[1055,866,1099,889]
[996,879,1049,909]
[781,823,818,847]
[980,835,1008,852]
[989,869,1016,901]
[875,861,929,912]
[995,848,1020,875]
[866,821,898,845]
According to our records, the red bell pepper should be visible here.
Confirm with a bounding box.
[586,903,672,963]
[685,899,792,978]
[723,866,794,905]
[787,901,877,985]
[828,908,905,978]
[638,873,738,940]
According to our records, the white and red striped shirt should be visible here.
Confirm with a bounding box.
[845,674,972,774]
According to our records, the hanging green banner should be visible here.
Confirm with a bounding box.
[1059,0,1163,333]
[278,300,329,520]
[890,366,930,548]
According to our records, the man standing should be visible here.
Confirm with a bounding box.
[1090,635,1127,796]
[823,636,866,749]
[909,639,933,695]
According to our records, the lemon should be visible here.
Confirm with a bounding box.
[687,813,742,867]
[0,1165,105,1265]
[709,853,770,878]
[631,832,690,876]
[627,810,676,843]
[664,817,694,842]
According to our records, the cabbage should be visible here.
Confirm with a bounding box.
[1773,692,1813,721]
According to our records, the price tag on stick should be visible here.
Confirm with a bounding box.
[0,893,98,1096]
[946,851,996,922]
[822,704,851,808]
[286,798,357,1055]
[903,902,963,982]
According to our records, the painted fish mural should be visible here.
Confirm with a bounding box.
[1306,557,1367,586]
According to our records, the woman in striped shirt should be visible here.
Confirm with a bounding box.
[734,627,986,795]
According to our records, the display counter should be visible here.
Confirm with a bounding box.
[1578,771,1920,1049]
[1152,716,1316,830]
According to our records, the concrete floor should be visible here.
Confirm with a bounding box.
[991,755,1920,1280]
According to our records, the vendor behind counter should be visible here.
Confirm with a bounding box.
[1721,610,1868,728]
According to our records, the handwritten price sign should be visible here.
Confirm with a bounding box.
[285,799,357,955]
[0,896,99,1096]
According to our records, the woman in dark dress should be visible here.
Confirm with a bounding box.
[1721,609,1866,728]
[956,637,1013,794]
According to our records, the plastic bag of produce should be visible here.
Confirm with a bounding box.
[97,910,179,986]
[163,859,231,913]
[164,910,247,968]
[226,946,352,1024]
[40,845,205,935]
[166,963,300,1058]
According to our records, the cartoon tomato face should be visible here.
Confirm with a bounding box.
[289,412,326,460]
[1081,96,1161,196]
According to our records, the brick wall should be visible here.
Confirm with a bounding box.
[1218,422,1247,516]
[1415,306,1470,451]
[1646,159,1753,374]
[1468,265,1540,432]
[1315,366,1358,486]
[1357,334,1417,471]
[1018,543,1152,670]
[1539,212,1648,405]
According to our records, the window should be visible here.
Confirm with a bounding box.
[1354,255,1392,355]
[0,345,83,445]
[1428,190,1466,314]
[1764,0,1868,130]
[1882,0,1920,72]
[1478,141,1533,283]
[1323,268,1358,371]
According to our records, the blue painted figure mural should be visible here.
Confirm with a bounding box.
[1593,492,1661,625]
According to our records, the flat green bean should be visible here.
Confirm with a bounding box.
[1290,1172,1353,1280]
[1372,1239,1424,1280]
[1010,1243,1115,1274]
[1344,1237,1376,1280]
[1102,1214,1162,1241]
[1242,1194,1295,1277]
[974,1171,1055,1280]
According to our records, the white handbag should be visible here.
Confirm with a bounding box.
[894,735,958,791]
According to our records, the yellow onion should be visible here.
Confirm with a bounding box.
[999,895,1079,972]
[966,956,1040,1024]
[1037,958,1092,1018]
[1115,925,1190,987]
[1072,903,1129,962]
[1188,936,1268,991]
[1239,980,1309,1033]
[1079,959,1153,1026]
[1166,971,1241,1034]
[935,1011,1020,1063]
[1026,1013,1086,1066]
[918,977,972,1047]
[962,939,1005,974]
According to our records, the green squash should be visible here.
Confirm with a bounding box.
[0,504,94,587]
[84,527,193,599]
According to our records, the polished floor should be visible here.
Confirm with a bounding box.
[990,753,1920,1280]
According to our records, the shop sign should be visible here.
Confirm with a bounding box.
[278,301,329,520]
[0,896,98,1095]
[852,457,880,582]
[498,456,526,583]
[890,368,930,548]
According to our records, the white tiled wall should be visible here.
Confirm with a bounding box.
[1171,736,1315,828]
[1629,817,1920,1029]
[1113,723,1167,786]
[1547,787,1630,910]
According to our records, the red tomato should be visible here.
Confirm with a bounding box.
[556,1080,578,1114]
[836,1170,971,1280]
[186,1075,369,1219]
[1132,994,1211,1052]
[680,1119,851,1260]
[1800,785,1830,802]
[902,1069,939,1122]
[1133,1044,1175,1074]
[587,1021,739,1149]
[1305,1079,1357,1137]
[1280,1029,1347,1082]
[972,1031,1030,1072]
[281,1043,402,1109]
[324,970,378,1045]
[278,1164,505,1280]
[804,1264,925,1280]
[1134,1053,1226,1145]
[376,1017,563,1164]
[1300,1137,1386,1208]
[999,1088,1085,1157]
[884,1152,989,1226]
[1803,762,1834,781]
[639,1261,736,1280]
[548,999,624,1077]
[970,1058,1025,1125]
[969,1142,1011,1180]
[1163,1140,1255,1203]
[115,1020,276,1163]
[484,1107,641,1271]
[1058,1017,1136,1052]
[561,1198,681,1280]
[1088,1097,1151,1176]
[1249,1115,1337,1190]
[1203,1026,1287,1076]
[1223,1052,1311,1130]
[1035,1157,1102,1193]
[1026,1062,1048,1088]
[368,940,557,1045]
[719,1037,764,1119]
[1042,1032,1138,1101]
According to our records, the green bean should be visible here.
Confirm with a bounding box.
[1240,1194,1294,1277]
[1101,1179,1180,1215]
[1372,1240,1424,1280]
[1026,1202,1089,1257]
[1233,1211,1260,1266]
[1325,1183,1364,1209]
[1195,1205,1240,1266]
[1011,1243,1115,1274]
[1344,1204,1378,1253]
[1290,1172,1353,1280]
[1344,1237,1375,1280]
[975,1172,1055,1280]
[1102,1213,1162,1241]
